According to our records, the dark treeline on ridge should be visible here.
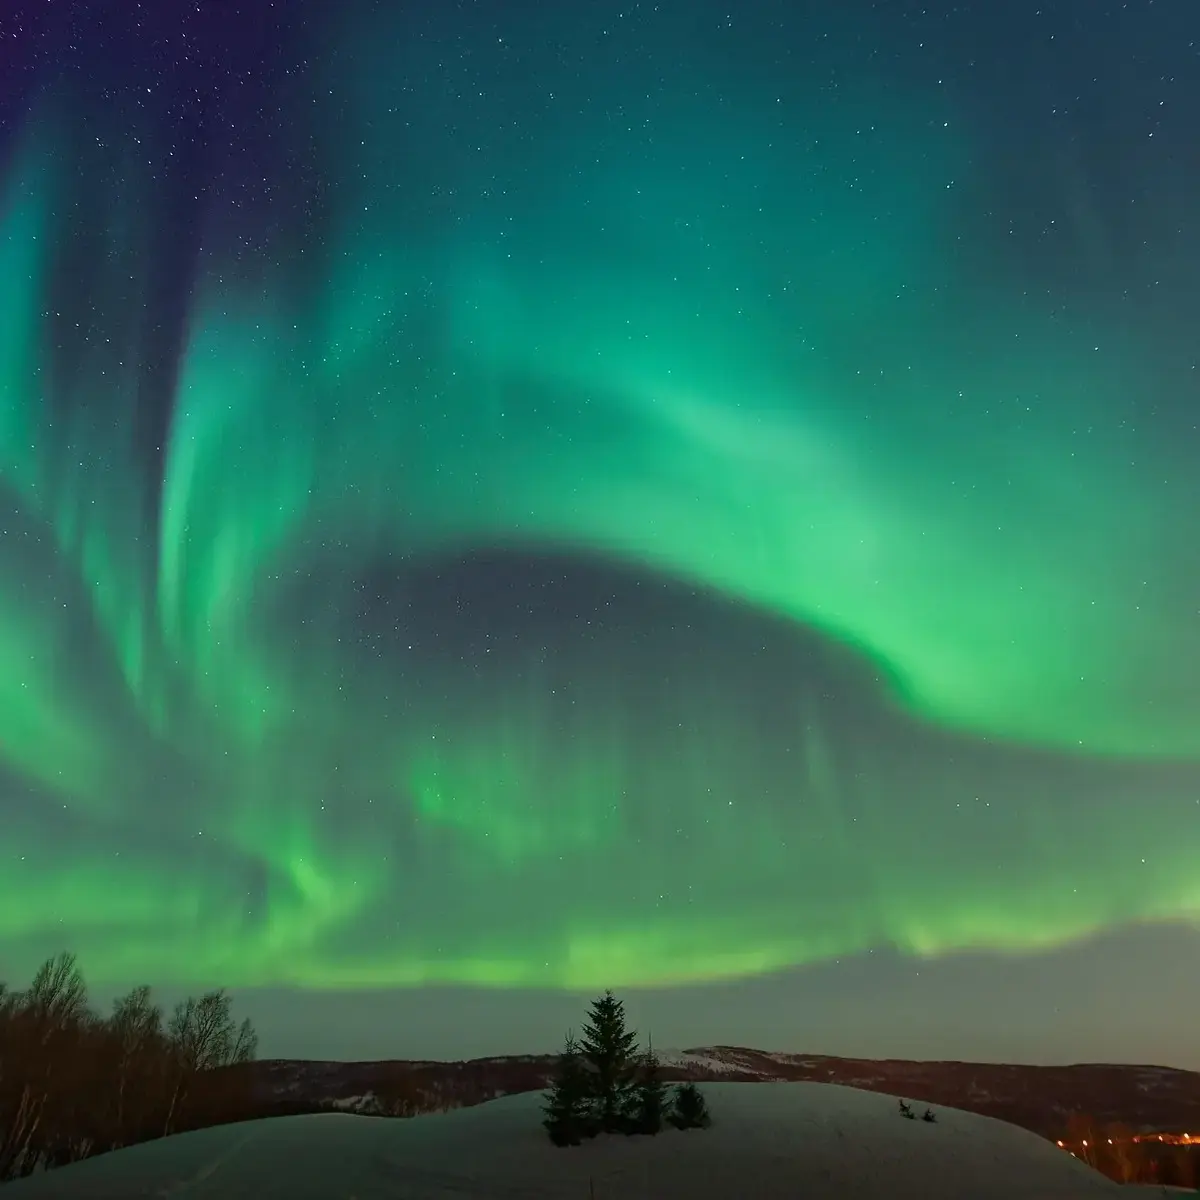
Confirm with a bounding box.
[0,952,258,1182]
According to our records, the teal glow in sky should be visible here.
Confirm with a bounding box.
[1,0,1197,1057]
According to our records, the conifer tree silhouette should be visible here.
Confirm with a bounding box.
[669,1081,712,1130]
[542,1032,592,1146]
[579,991,638,1133]
[632,1037,669,1134]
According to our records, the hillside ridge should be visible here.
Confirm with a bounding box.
[248,1047,1200,1139]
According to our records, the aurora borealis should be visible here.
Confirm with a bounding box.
[1,0,1198,1059]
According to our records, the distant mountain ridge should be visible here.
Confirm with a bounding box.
[248,1048,1200,1141]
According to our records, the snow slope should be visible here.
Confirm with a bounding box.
[3,1082,1120,1199]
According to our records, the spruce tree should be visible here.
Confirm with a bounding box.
[669,1081,712,1130]
[579,990,639,1133]
[631,1040,669,1135]
[543,1032,592,1146]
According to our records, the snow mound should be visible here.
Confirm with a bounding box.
[2,1081,1119,1199]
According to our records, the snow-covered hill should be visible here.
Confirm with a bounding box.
[247,1047,1200,1140]
[1,1081,1119,1199]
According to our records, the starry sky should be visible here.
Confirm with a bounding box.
[1,0,1198,1067]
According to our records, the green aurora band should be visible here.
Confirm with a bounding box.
[0,5,1197,992]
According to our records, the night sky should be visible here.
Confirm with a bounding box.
[1,0,1198,1067]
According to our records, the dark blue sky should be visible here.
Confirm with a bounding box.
[0,0,1197,1065]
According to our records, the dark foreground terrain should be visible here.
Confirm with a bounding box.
[0,1083,1125,1200]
